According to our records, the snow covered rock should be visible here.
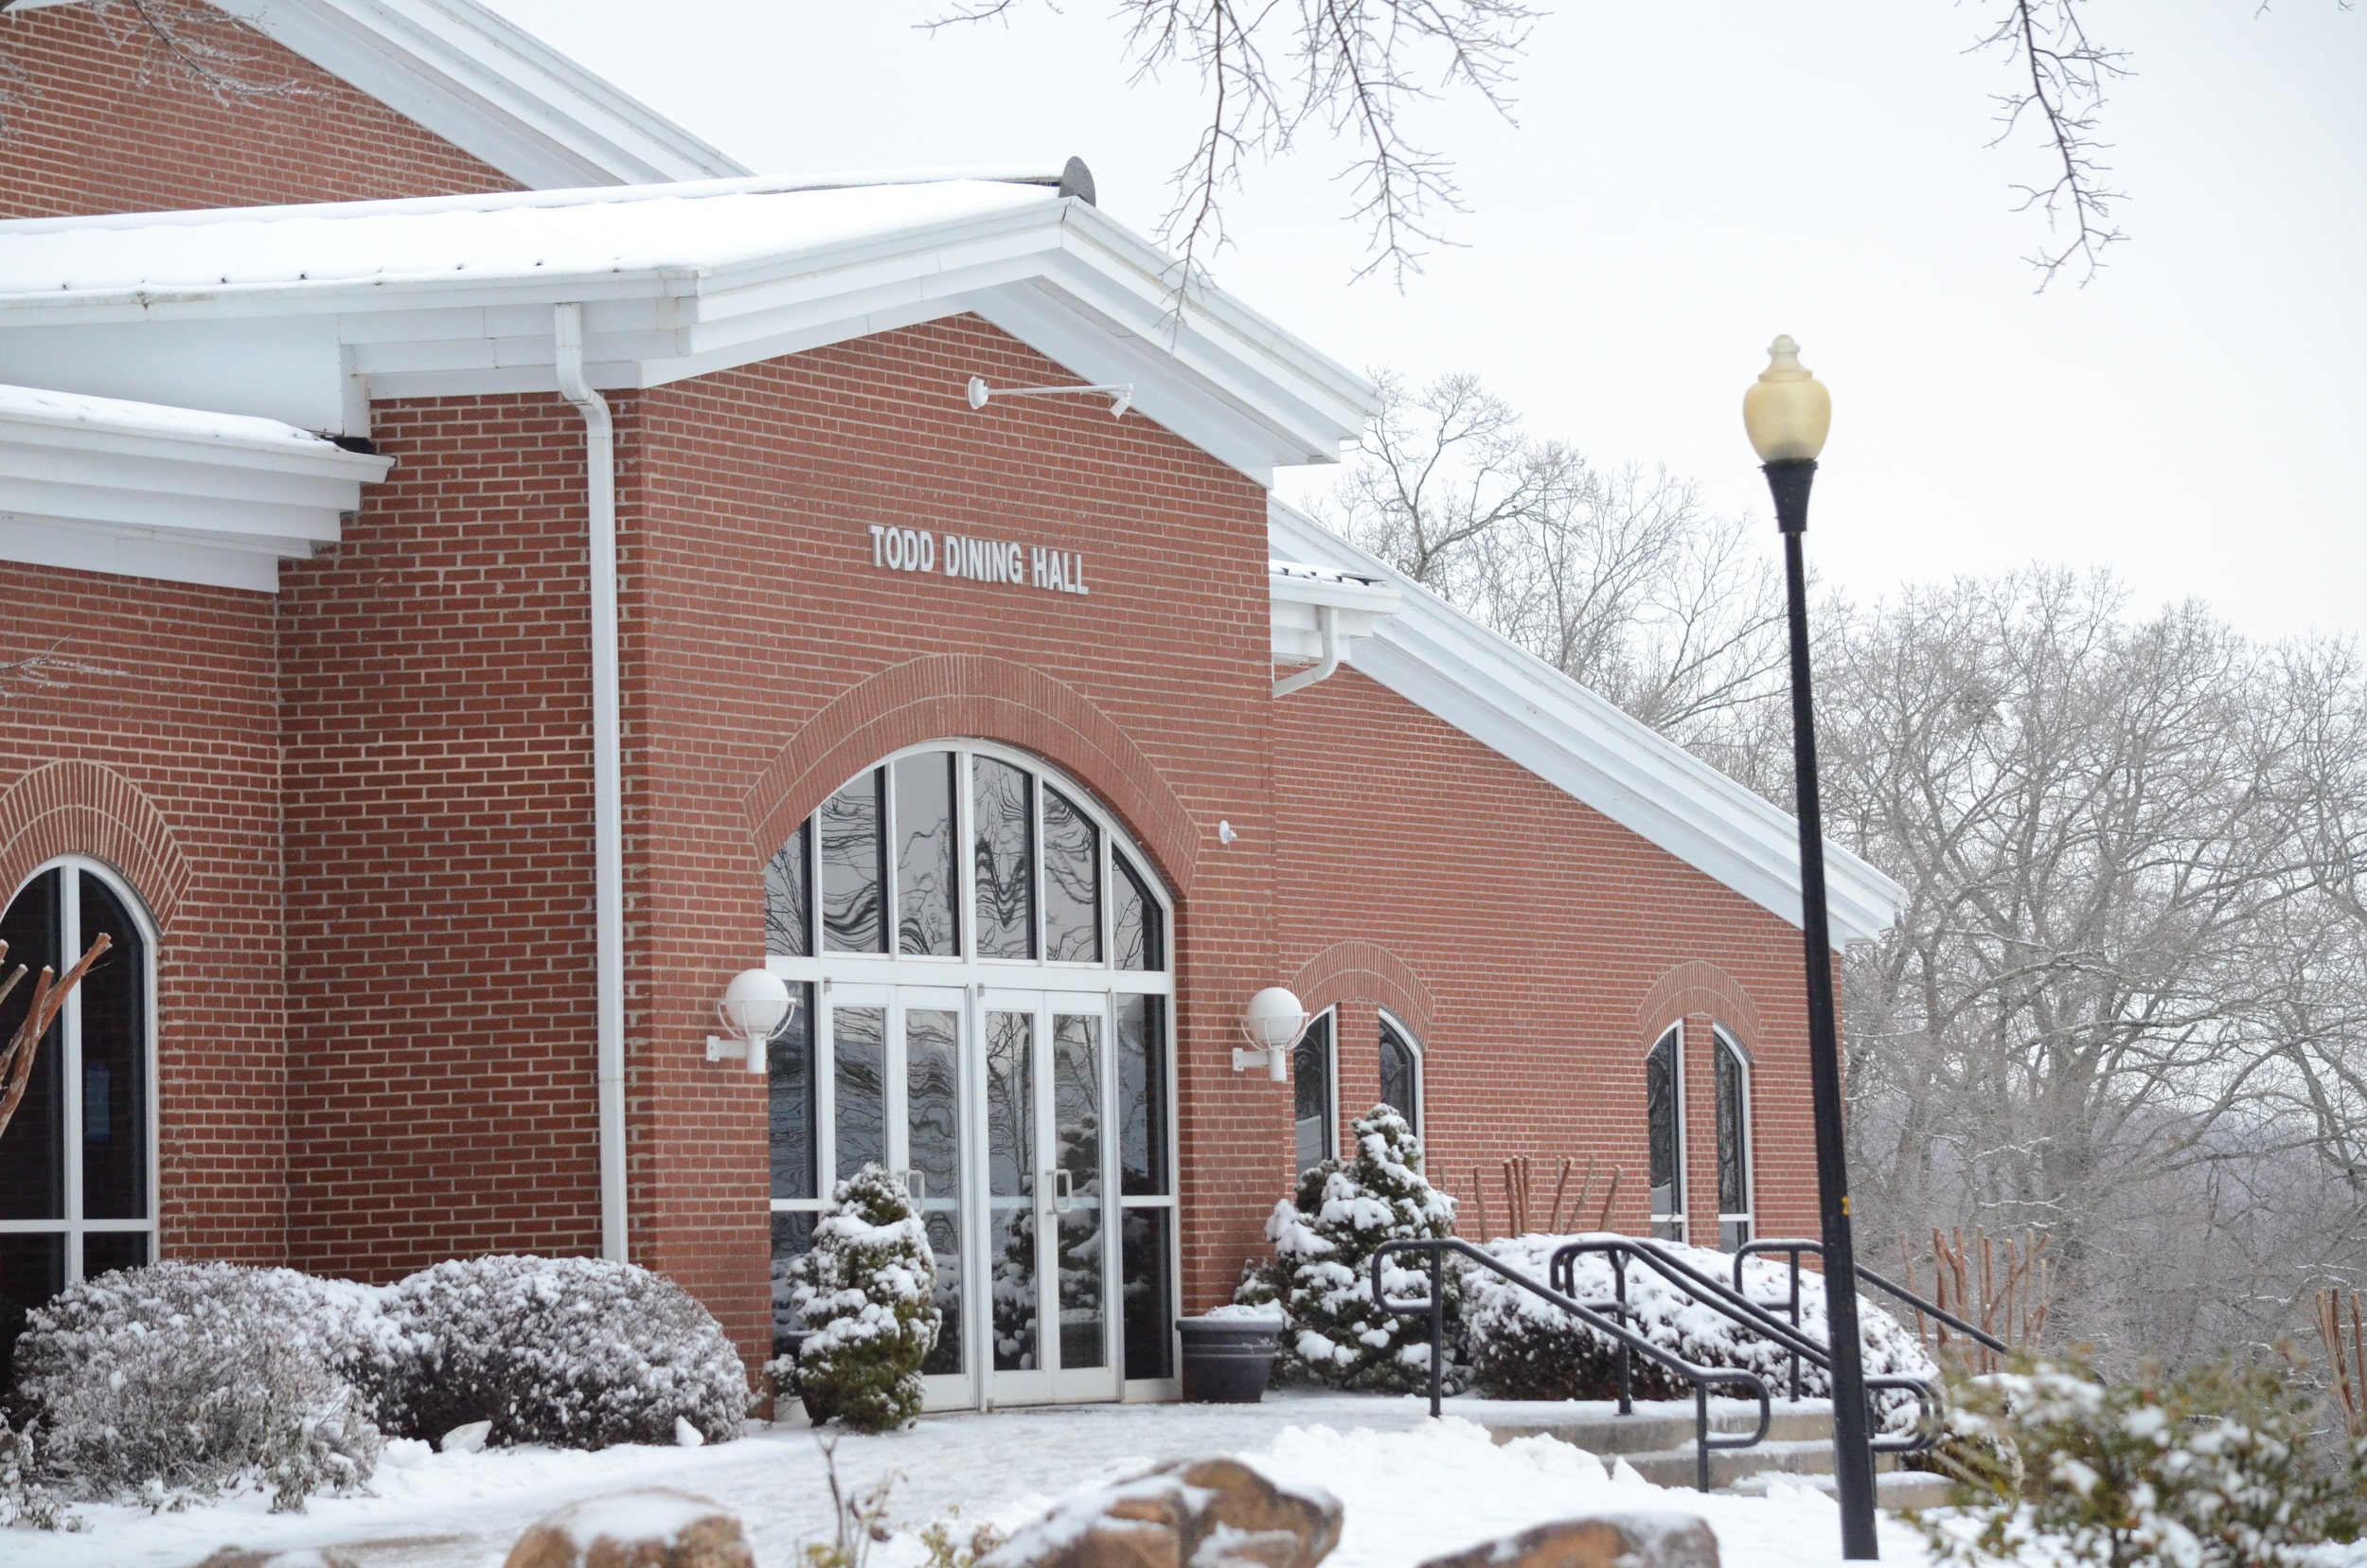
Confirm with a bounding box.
[1235,1105,1458,1393]
[501,1488,755,1568]
[779,1163,939,1433]
[367,1256,748,1452]
[12,1261,384,1511]
[1461,1232,1934,1411]
[1414,1513,1717,1568]
[978,1455,1342,1568]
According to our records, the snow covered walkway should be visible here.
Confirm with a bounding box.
[7,1391,1950,1568]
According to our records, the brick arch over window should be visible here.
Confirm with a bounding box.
[1638,960,1764,1048]
[741,654,1202,898]
[0,761,189,930]
[1290,940,1437,1042]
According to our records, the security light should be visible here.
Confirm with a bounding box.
[705,968,793,1075]
[1234,986,1308,1082]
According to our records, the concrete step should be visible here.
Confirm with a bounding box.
[1478,1404,1836,1455]
[1613,1438,1849,1491]
[1728,1469,1955,1511]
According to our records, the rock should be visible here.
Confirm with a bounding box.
[1415,1514,1718,1568]
[503,1488,756,1568]
[980,1455,1342,1568]
[194,1552,364,1568]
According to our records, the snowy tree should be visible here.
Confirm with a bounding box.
[1237,1105,1458,1391]
[784,1164,939,1432]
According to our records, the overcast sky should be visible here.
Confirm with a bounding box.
[485,1,2367,642]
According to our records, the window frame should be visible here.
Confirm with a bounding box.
[0,856,161,1286]
[1376,1008,1423,1138]
[1713,1025,1755,1252]
[1293,1006,1338,1174]
[1645,1023,1686,1243]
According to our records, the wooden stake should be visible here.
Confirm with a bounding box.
[1471,1167,1490,1242]
[1547,1155,1574,1234]
[1596,1167,1622,1231]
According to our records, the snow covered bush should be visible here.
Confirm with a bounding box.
[0,1414,80,1532]
[779,1164,938,1432]
[1234,1105,1459,1392]
[10,1261,384,1512]
[368,1256,746,1450]
[1461,1232,1934,1413]
[1917,1349,2367,1568]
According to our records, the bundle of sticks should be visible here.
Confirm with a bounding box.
[1452,1154,1622,1242]
[1899,1224,2052,1372]
[2317,1289,2365,1439]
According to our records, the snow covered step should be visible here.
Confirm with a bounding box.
[1477,1404,1837,1456]
[1727,1469,1955,1511]
[1611,1438,1847,1491]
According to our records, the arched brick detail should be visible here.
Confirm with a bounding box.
[0,761,189,929]
[1290,939,1437,1042]
[1638,959,1764,1050]
[742,654,1202,898]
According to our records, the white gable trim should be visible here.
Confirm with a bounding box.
[1267,500,1905,944]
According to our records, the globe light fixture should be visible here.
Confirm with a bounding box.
[1234,986,1308,1082]
[1743,335,1877,1559]
[706,968,793,1075]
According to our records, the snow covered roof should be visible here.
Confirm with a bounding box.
[0,382,391,592]
[0,176,1374,482]
[1268,499,1906,944]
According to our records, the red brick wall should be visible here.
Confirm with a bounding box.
[277,396,604,1278]
[0,564,287,1265]
[1271,668,1827,1252]
[0,2,519,220]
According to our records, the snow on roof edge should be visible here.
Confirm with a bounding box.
[0,382,388,470]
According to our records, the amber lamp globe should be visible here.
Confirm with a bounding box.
[1741,335,1832,463]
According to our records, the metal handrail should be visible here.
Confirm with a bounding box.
[1550,1237,1936,1454]
[1735,1238,2009,1357]
[1371,1237,1771,1491]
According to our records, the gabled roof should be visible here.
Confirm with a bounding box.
[0,176,1376,482]
[1268,499,1905,943]
[0,382,391,591]
[207,0,748,187]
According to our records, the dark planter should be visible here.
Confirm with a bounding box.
[1176,1315,1283,1403]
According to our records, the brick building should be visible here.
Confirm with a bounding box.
[0,0,1899,1408]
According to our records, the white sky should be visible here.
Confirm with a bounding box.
[484,1,2367,642]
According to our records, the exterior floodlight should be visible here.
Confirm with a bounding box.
[964,375,1134,419]
[706,968,793,1075]
[1235,986,1308,1082]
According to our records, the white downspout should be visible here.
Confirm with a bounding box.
[554,303,628,1264]
[1273,604,1342,698]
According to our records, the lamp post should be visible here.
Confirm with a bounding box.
[1744,335,1878,1559]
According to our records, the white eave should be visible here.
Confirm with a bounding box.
[207,0,749,187]
[0,383,391,592]
[1271,560,1401,663]
[0,177,1375,484]
[1269,500,1906,945]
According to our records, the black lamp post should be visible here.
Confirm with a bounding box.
[1744,335,1878,1559]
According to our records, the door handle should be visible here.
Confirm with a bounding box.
[898,1168,926,1205]
[1049,1168,1073,1215]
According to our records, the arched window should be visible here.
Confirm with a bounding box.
[1646,1025,1684,1241]
[1714,1027,1753,1251]
[0,860,155,1334]
[1293,1007,1336,1175]
[1378,1012,1422,1137]
[761,742,1176,1409]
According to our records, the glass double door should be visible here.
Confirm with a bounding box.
[825,984,1117,1408]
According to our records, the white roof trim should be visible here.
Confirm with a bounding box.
[205,0,748,187]
[0,181,1377,481]
[0,383,391,592]
[1271,560,1401,663]
[1268,499,1906,944]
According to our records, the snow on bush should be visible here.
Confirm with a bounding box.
[1235,1105,1459,1392]
[776,1164,938,1432]
[367,1256,747,1451]
[0,1413,80,1531]
[1917,1349,2367,1568]
[1461,1231,1935,1415]
[10,1261,385,1512]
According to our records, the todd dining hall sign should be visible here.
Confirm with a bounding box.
[867,523,1090,597]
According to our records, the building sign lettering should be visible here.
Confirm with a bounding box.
[867,524,1089,597]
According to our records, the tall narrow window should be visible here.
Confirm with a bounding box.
[1715,1029,1753,1252]
[1041,786,1100,963]
[1294,1010,1336,1175]
[972,757,1035,959]
[1646,1026,1684,1241]
[1379,1015,1422,1136]
[0,862,155,1365]
[1112,851,1164,971]
[894,752,958,957]
[763,821,812,957]
[820,771,886,953]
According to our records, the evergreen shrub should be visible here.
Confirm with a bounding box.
[1234,1105,1459,1391]
[778,1164,939,1432]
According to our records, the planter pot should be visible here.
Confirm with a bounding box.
[1176,1315,1283,1403]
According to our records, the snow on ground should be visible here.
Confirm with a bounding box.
[0,1391,1949,1568]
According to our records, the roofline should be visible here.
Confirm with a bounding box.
[1266,498,1907,944]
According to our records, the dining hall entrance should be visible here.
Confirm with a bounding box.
[760,741,1180,1408]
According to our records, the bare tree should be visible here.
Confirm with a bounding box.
[0,0,306,110]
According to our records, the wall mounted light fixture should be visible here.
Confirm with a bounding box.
[967,375,1133,419]
[1235,986,1308,1081]
[706,969,794,1074]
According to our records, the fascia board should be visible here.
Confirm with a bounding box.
[0,419,388,487]
[0,443,372,513]
[208,0,748,187]
[1269,571,1401,615]
[0,474,341,542]
[0,513,288,593]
